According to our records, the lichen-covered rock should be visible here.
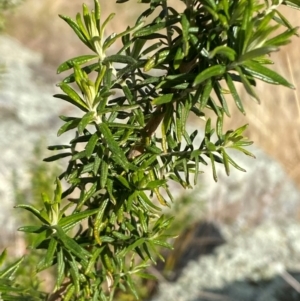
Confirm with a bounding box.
[0,35,75,249]
[151,221,300,301]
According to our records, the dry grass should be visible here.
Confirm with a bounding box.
[3,1,300,188]
[4,0,146,66]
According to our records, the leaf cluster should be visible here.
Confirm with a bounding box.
[0,249,47,301]
[13,0,300,300]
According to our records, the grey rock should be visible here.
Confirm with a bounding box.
[151,221,300,301]
[0,35,75,247]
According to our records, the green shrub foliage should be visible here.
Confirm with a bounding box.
[1,0,299,300]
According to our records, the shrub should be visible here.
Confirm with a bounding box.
[1,0,299,300]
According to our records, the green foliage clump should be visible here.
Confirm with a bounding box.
[0,0,24,30]
[1,0,299,300]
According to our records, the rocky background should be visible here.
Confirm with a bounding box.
[0,35,77,251]
[0,1,300,301]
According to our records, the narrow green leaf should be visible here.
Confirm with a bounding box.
[207,97,222,117]
[100,13,116,41]
[76,12,90,41]
[193,65,226,86]
[141,244,155,264]
[265,27,298,47]
[0,257,24,279]
[117,238,146,258]
[54,178,62,205]
[134,19,175,37]
[98,123,130,171]
[0,249,7,267]
[29,228,49,249]
[116,175,131,189]
[176,101,183,142]
[152,93,173,105]
[15,204,50,224]
[77,182,98,210]
[226,155,246,172]
[112,231,131,240]
[138,191,161,212]
[83,4,92,36]
[216,114,223,139]
[181,13,190,56]
[64,284,75,301]
[140,41,163,57]
[138,210,148,233]
[274,9,295,30]
[57,118,81,137]
[104,22,145,52]
[127,191,137,212]
[93,155,101,175]
[62,63,99,84]
[242,61,294,88]
[173,46,184,70]
[103,54,137,65]
[214,82,230,117]
[85,132,98,158]
[221,148,230,176]
[205,118,212,136]
[68,255,80,295]
[206,140,216,151]
[198,78,212,109]
[201,0,217,10]
[53,225,90,263]
[58,208,99,231]
[100,158,109,189]
[55,83,89,111]
[57,55,98,73]
[71,150,87,161]
[37,238,57,271]
[144,49,170,71]
[229,145,256,158]
[209,152,218,182]
[48,144,71,150]
[78,111,95,134]
[234,140,253,147]
[107,178,117,205]
[43,152,72,162]
[94,64,107,95]
[235,66,260,103]
[283,0,300,10]
[106,122,142,130]
[147,240,165,262]
[145,180,166,189]
[59,15,89,49]
[55,247,65,291]
[126,274,139,299]
[85,247,104,275]
[151,239,173,248]
[209,46,236,61]
[94,0,101,32]
[237,46,278,63]
[225,73,246,114]
[94,199,109,245]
